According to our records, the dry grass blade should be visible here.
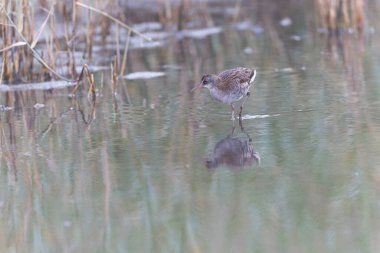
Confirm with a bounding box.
[0,41,27,53]
[75,1,152,42]
[31,7,54,49]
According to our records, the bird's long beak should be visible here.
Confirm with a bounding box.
[191,83,202,92]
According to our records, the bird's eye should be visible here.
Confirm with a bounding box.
[202,80,207,85]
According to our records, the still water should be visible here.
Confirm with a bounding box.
[1,23,380,252]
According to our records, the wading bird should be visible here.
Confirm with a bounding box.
[192,67,256,119]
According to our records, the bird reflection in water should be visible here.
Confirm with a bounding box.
[206,119,260,170]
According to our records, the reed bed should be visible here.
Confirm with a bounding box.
[0,0,216,85]
[0,0,220,85]
[0,0,372,85]
[0,0,152,85]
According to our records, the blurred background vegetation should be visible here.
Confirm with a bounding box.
[0,0,375,84]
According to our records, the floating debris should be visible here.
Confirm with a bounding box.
[179,27,222,39]
[242,114,280,120]
[281,67,294,72]
[130,40,164,49]
[56,65,109,75]
[0,81,75,92]
[0,105,12,111]
[317,27,328,34]
[162,65,182,70]
[290,35,302,41]
[63,220,72,228]
[274,67,295,73]
[34,103,45,109]
[124,71,166,80]
[296,109,313,112]
[136,31,169,41]
[234,21,252,30]
[88,66,109,72]
[252,24,264,34]
[243,47,253,54]
[129,33,167,49]
[279,17,292,27]
[132,22,163,33]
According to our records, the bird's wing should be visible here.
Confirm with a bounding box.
[217,68,255,91]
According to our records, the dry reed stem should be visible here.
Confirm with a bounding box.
[30,6,53,49]
[63,8,75,78]
[88,72,95,100]
[71,64,95,95]
[0,58,4,85]
[200,1,213,27]
[115,24,121,72]
[232,0,242,22]
[85,7,94,62]
[75,1,152,41]
[120,29,132,76]
[110,62,116,93]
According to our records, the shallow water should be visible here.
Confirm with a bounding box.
[1,21,380,253]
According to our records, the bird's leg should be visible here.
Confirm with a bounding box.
[239,93,250,119]
[230,104,236,120]
[239,102,245,119]
[239,105,243,118]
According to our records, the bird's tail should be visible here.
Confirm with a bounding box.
[250,69,257,83]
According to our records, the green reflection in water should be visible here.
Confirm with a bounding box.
[1,18,380,253]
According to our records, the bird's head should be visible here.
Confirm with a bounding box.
[192,74,219,91]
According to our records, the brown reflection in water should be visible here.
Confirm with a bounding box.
[322,33,380,186]
[0,111,17,181]
[323,33,372,134]
[0,86,98,176]
[206,119,260,170]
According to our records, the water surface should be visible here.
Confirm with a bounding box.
[1,21,380,253]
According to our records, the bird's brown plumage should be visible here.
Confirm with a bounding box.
[216,67,255,91]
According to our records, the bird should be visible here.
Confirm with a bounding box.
[192,67,256,119]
